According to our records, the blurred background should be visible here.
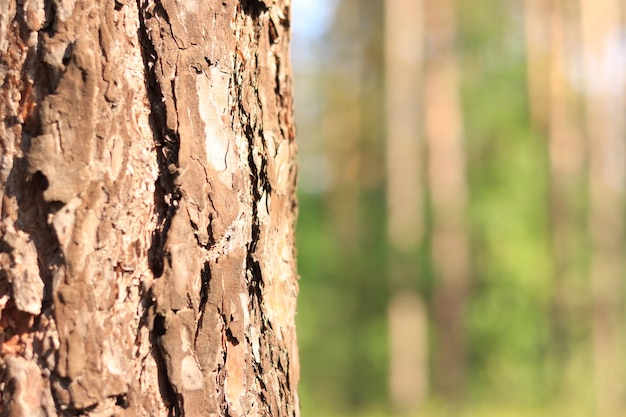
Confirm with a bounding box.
[291,0,626,416]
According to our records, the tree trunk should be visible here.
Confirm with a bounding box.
[384,0,428,411]
[545,0,586,398]
[580,0,626,414]
[424,0,469,399]
[524,0,551,133]
[0,0,299,416]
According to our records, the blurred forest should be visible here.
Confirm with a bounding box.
[292,0,626,416]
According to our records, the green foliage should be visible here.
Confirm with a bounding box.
[460,0,558,407]
[297,192,390,414]
[294,0,596,415]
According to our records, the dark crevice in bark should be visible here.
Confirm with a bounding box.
[41,0,57,35]
[137,2,182,416]
[268,19,279,44]
[152,313,166,338]
[207,212,216,246]
[243,121,266,326]
[233,19,292,413]
[252,360,273,415]
[246,57,273,340]
[226,328,239,346]
[216,354,230,417]
[137,0,181,276]
[115,393,129,409]
[195,261,212,345]
[272,55,291,144]
[240,0,269,18]
[151,312,183,417]
[144,0,171,25]
[230,24,267,322]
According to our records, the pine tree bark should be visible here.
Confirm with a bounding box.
[0,0,299,416]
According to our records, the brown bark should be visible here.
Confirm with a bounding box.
[0,0,299,416]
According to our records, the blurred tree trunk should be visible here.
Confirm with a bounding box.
[544,0,587,395]
[317,0,388,408]
[524,0,551,132]
[324,0,365,251]
[424,0,470,399]
[0,1,299,416]
[580,0,626,415]
[384,0,428,412]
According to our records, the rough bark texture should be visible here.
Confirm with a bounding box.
[0,0,299,416]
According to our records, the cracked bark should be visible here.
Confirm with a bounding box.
[0,0,299,416]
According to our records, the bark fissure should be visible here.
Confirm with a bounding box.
[241,0,270,19]
[138,0,181,279]
[195,261,212,342]
[151,310,183,417]
[137,5,186,412]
